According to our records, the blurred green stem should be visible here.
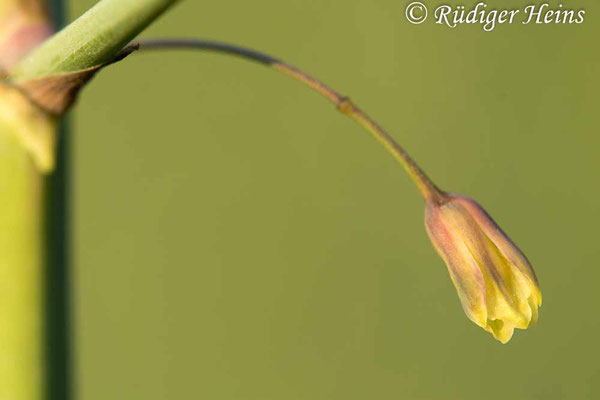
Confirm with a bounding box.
[0,125,44,400]
[0,0,178,399]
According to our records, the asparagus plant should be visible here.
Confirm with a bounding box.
[0,0,541,398]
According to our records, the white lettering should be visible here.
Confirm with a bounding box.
[434,6,456,28]
[430,3,584,31]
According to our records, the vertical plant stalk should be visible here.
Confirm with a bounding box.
[0,123,44,400]
[0,1,178,399]
[0,3,53,398]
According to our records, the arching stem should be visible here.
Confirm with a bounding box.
[134,39,445,203]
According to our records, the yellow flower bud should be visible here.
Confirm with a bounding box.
[425,194,542,343]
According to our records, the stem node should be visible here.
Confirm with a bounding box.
[336,97,356,115]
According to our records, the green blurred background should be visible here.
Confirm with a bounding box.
[67,0,599,398]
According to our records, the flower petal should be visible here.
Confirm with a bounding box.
[425,202,487,328]
[449,194,542,307]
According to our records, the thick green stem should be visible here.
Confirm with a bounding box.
[11,0,178,80]
[0,122,44,400]
[0,1,179,399]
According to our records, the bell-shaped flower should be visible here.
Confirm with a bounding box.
[425,194,542,343]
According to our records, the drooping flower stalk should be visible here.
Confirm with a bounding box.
[134,39,445,204]
[132,39,541,342]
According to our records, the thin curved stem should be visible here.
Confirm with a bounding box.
[134,38,445,203]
